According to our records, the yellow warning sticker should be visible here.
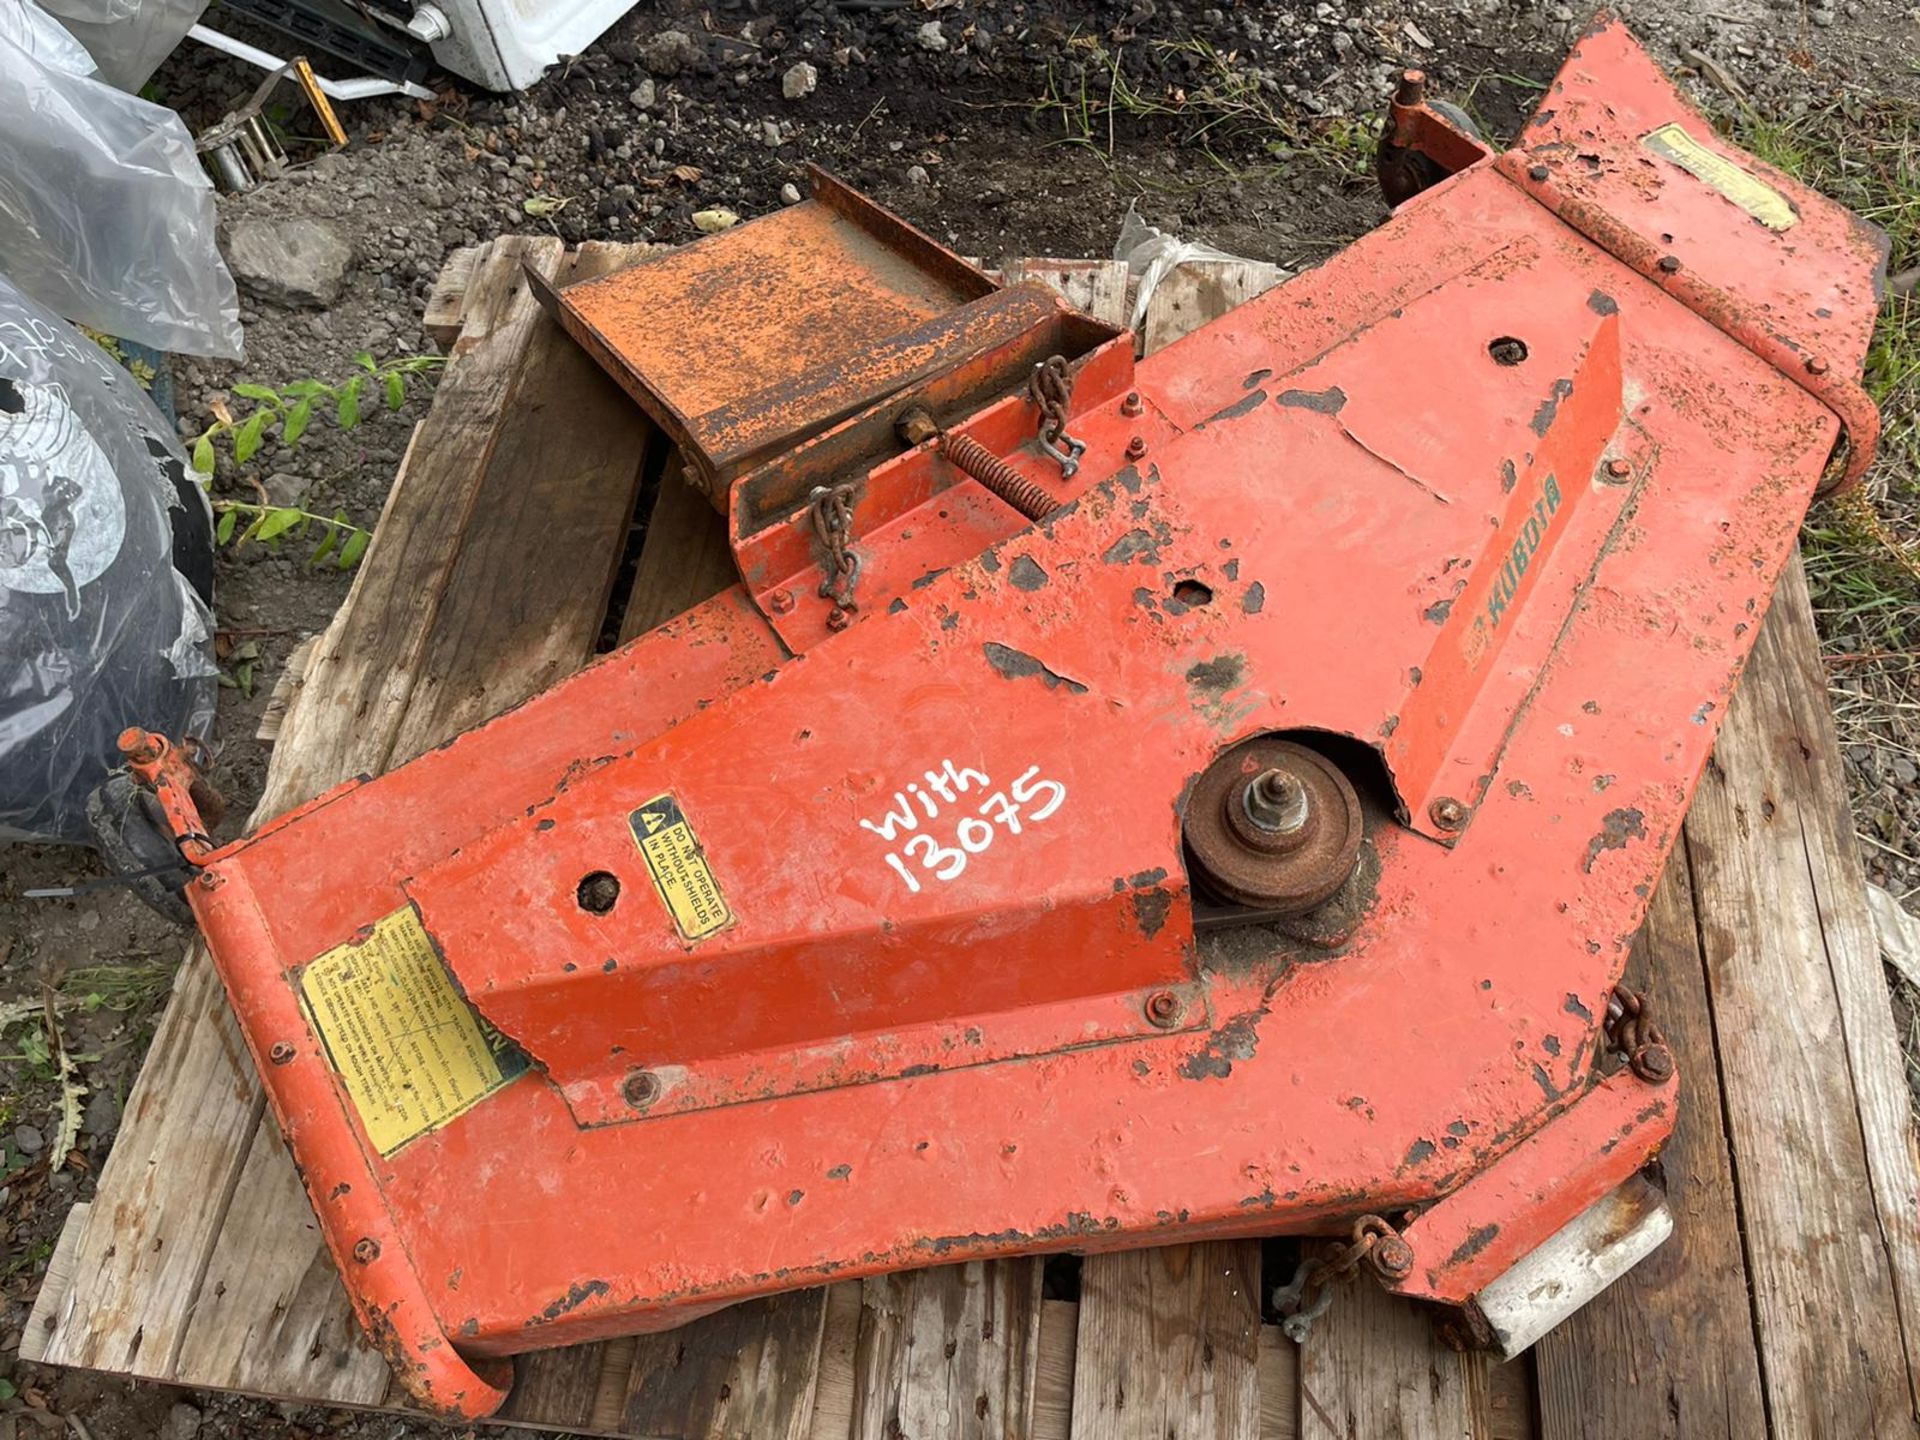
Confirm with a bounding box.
[1643,123,1796,232]
[299,906,527,1156]
[630,793,733,942]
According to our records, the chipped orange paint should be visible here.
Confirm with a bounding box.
[123,23,1882,1417]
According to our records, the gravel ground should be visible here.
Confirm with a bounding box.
[4,1,1918,1435]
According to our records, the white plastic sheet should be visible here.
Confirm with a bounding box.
[0,0,243,359]
[1113,202,1247,335]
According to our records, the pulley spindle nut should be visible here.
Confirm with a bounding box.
[1369,1235,1415,1280]
[1244,768,1310,835]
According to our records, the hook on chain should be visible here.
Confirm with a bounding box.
[1028,356,1085,479]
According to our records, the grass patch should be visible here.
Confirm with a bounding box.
[1726,96,1920,888]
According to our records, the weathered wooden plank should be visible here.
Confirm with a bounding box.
[1140,259,1285,355]
[1068,1242,1263,1440]
[620,1292,829,1440]
[999,258,1132,329]
[254,633,317,744]
[619,455,738,644]
[1682,555,1920,1437]
[386,241,653,763]
[807,1283,865,1440]
[849,1261,1043,1440]
[1033,1297,1078,1440]
[168,1122,390,1401]
[18,1200,88,1364]
[1297,1257,1490,1440]
[423,242,487,349]
[1534,844,1767,1438]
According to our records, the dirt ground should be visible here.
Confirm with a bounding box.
[4,0,1919,1435]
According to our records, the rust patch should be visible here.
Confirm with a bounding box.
[1582,806,1646,871]
[1185,654,1246,695]
[1008,555,1049,591]
[1131,889,1174,939]
[1101,527,1163,566]
[1530,377,1575,436]
[1587,289,1619,316]
[529,1278,610,1326]
[1178,1010,1263,1080]
[982,642,1088,695]
[1404,1138,1437,1166]
[1277,385,1348,414]
[1243,581,1266,615]
[1204,389,1268,424]
[1446,1223,1500,1267]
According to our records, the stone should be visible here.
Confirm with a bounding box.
[906,164,931,186]
[692,208,740,233]
[225,218,353,309]
[762,119,784,148]
[82,1087,120,1138]
[781,182,803,204]
[782,60,817,99]
[639,28,699,75]
[264,472,312,508]
[917,20,948,50]
[13,1123,44,1155]
[629,78,656,109]
[166,1403,202,1440]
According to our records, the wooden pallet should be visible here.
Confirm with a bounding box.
[24,240,1920,1439]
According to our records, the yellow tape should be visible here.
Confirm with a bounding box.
[630,793,734,942]
[300,906,525,1155]
[1642,123,1796,232]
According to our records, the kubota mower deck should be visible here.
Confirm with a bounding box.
[118,21,1885,1418]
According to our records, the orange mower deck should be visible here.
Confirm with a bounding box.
[120,21,1886,1418]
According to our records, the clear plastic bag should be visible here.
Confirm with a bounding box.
[36,0,209,93]
[1113,202,1247,334]
[0,0,243,359]
[0,272,218,845]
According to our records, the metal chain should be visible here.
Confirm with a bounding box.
[808,482,860,627]
[1272,1214,1410,1343]
[1605,985,1674,1082]
[1027,356,1086,478]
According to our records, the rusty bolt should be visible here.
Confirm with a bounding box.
[1144,990,1183,1029]
[269,1041,296,1066]
[767,588,796,615]
[352,1238,381,1265]
[1604,458,1632,480]
[1805,355,1830,376]
[1657,254,1682,274]
[1243,768,1309,835]
[1631,1042,1675,1083]
[1527,164,1550,182]
[1125,436,1148,460]
[1120,391,1144,417]
[623,1070,662,1109]
[1394,69,1426,106]
[826,606,853,632]
[1370,1235,1416,1280]
[1429,797,1468,831]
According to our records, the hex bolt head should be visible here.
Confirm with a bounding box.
[1429,796,1468,831]
[1371,1235,1416,1280]
[623,1070,662,1109]
[1243,768,1310,834]
[1120,391,1144,417]
[1604,458,1632,480]
[1125,436,1148,460]
[826,606,853,632]
[1144,990,1183,1028]
[768,588,796,615]
[352,1238,381,1265]
[269,1041,296,1066]
[1657,254,1682,274]
[1527,164,1550,182]
[1632,1042,1676,1083]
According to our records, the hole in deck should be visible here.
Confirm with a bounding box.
[1171,580,1214,609]
[1487,337,1529,366]
[577,871,621,914]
